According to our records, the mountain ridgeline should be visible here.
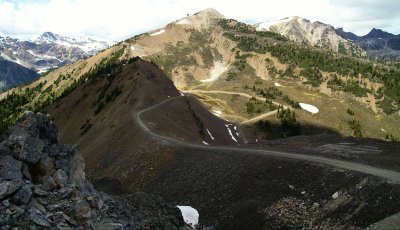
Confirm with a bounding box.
[1,9,400,229]
[336,27,400,60]
[0,32,111,90]
[1,8,400,139]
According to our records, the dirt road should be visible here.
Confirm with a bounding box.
[133,95,400,183]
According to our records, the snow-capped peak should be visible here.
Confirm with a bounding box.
[40,32,59,42]
[0,32,115,75]
[35,32,112,55]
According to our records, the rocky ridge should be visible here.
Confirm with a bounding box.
[336,28,400,60]
[255,16,365,56]
[0,112,185,229]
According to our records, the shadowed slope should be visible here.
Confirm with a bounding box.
[45,58,243,191]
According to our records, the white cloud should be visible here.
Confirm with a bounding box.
[0,0,399,41]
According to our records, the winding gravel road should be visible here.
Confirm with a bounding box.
[183,89,288,124]
[183,89,288,107]
[133,96,400,183]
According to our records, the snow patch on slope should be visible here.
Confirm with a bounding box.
[14,58,22,65]
[299,103,319,114]
[212,109,222,117]
[225,124,238,142]
[206,129,215,140]
[37,67,51,74]
[177,206,199,227]
[150,29,165,36]
[256,17,295,31]
[213,110,222,115]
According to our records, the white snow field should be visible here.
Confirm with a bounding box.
[177,206,199,227]
[299,103,319,114]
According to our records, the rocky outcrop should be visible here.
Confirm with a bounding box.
[254,16,366,57]
[0,112,185,229]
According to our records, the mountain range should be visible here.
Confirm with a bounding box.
[2,15,399,91]
[1,8,400,229]
[336,27,400,60]
[2,7,399,144]
[0,32,111,90]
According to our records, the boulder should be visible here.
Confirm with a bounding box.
[332,191,340,199]
[21,164,32,180]
[59,186,73,199]
[29,212,50,227]
[16,136,44,164]
[37,156,56,177]
[12,184,33,205]
[68,151,87,190]
[0,181,22,200]
[0,155,23,182]
[21,111,34,120]
[42,175,57,191]
[4,133,25,158]
[53,169,68,188]
[33,185,48,196]
[0,181,9,199]
[34,113,58,144]
[74,200,92,221]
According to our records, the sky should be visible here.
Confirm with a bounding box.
[0,0,399,42]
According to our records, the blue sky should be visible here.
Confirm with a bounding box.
[1,0,399,41]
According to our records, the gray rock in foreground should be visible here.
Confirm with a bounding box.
[0,112,185,229]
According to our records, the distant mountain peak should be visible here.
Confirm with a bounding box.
[194,8,225,19]
[364,28,394,39]
[254,17,365,56]
[33,32,112,55]
[173,8,225,28]
[36,32,67,44]
[41,31,58,40]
